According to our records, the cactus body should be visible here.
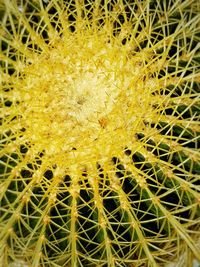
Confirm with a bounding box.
[0,0,200,266]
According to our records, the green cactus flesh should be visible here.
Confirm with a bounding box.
[0,0,200,266]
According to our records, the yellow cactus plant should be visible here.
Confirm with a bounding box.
[0,0,200,266]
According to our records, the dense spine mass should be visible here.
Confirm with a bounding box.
[0,0,200,266]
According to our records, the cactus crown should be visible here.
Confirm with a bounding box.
[1,0,200,266]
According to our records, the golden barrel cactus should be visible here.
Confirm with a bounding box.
[0,0,200,266]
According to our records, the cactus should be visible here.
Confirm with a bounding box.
[0,0,200,266]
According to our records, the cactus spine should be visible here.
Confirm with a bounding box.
[0,0,200,266]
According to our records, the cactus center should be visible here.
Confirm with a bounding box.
[15,36,155,165]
